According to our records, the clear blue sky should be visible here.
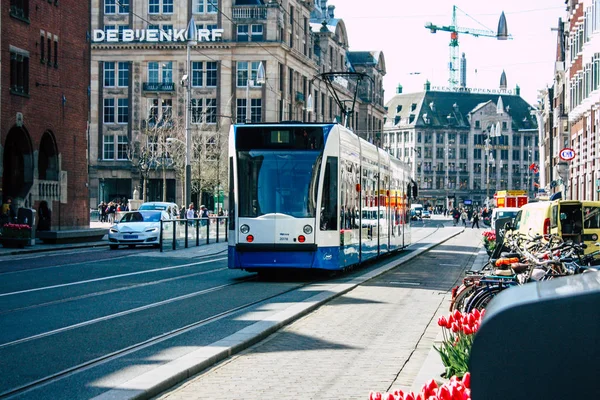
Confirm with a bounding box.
[333,0,566,106]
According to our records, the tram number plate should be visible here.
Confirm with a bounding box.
[124,235,138,239]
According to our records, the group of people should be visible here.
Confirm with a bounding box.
[98,200,129,224]
[448,206,491,229]
[181,203,226,226]
[1,197,52,231]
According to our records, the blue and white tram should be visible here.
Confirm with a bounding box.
[228,123,417,272]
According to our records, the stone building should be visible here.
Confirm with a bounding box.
[383,80,538,210]
[1,0,91,228]
[89,0,386,210]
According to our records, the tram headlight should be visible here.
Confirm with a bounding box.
[303,225,313,234]
[240,224,250,234]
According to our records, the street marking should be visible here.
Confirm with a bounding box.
[388,281,421,286]
[0,281,232,349]
[439,264,462,267]
[0,257,227,297]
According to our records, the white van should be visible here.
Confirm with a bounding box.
[138,202,180,219]
[491,207,521,230]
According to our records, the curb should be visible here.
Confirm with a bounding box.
[92,228,465,400]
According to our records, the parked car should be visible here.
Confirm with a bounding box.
[421,210,431,219]
[138,201,179,219]
[108,210,169,250]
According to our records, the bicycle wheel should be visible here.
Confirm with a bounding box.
[468,287,505,312]
[450,284,477,312]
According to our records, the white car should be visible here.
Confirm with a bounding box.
[138,201,180,219]
[108,210,169,249]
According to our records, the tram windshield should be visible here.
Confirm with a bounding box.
[236,126,325,218]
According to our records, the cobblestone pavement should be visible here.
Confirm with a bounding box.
[156,226,485,400]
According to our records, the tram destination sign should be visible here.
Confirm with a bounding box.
[92,28,224,43]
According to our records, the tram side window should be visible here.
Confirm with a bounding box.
[320,157,338,231]
[229,157,235,230]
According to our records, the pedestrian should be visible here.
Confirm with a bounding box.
[471,211,480,229]
[460,209,468,227]
[186,203,196,219]
[452,208,460,226]
[38,200,52,231]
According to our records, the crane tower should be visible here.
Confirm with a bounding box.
[425,5,510,88]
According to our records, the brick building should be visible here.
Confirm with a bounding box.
[1,0,91,228]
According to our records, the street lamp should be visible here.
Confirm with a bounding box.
[306,94,313,122]
[184,17,197,209]
[484,122,500,206]
[246,62,265,124]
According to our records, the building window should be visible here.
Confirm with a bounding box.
[147,98,158,125]
[512,150,520,160]
[118,62,129,87]
[206,62,217,86]
[147,61,173,84]
[104,62,115,87]
[103,135,115,160]
[502,121,508,130]
[473,148,481,160]
[40,33,45,62]
[118,0,129,13]
[117,135,128,160]
[163,0,173,13]
[475,120,480,129]
[251,99,262,123]
[161,99,172,121]
[105,0,116,14]
[191,98,217,124]
[117,98,129,124]
[104,98,115,123]
[149,0,159,14]
[236,99,247,123]
[53,38,58,67]
[248,25,264,41]
[191,61,217,87]
[10,49,29,95]
[236,61,262,87]
[237,25,249,42]
[148,62,159,83]
[162,62,173,83]
[47,36,52,66]
[192,62,204,86]
[10,0,30,20]
[459,148,467,160]
[193,0,217,13]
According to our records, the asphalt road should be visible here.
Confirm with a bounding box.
[0,216,467,399]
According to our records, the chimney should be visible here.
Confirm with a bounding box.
[515,84,521,96]
[396,84,403,94]
[327,5,335,19]
[424,80,431,91]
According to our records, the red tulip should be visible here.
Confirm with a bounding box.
[453,309,462,320]
[462,372,471,389]
[370,392,383,400]
[438,316,448,328]
[451,322,460,333]
[462,325,473,335]
[472,309,481,319]
[384,393,397,400]
[438,385,451,400]
[393,389,405,398]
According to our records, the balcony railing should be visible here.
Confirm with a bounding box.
[143,82,175,92]
[295,91,305,103]
[232,6,268,20]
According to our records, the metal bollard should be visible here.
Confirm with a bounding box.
[196,219,200,246]
[172,220,176,250]
[159,220,163,252]
[216,218,220,243]
[206,218,210,244]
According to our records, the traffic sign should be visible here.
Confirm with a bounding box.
[559,148,576,161]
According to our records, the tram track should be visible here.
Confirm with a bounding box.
[0,275,324,399]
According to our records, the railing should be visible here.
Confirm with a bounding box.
[232,6,268,20]
[159,216,228,251]
[143,82,175,92]
[295,91,305,103]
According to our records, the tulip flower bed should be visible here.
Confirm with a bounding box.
[369,373,471,400]
[481,230,496,253]
[435,309,483,378]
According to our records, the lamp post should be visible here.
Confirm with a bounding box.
[184,17,197,208]
[306,94,313,122]
[246,62,265,124]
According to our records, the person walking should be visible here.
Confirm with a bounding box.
[460,209,468,227]
[471,210,480,229]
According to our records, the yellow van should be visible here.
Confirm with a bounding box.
[510,200,600,254]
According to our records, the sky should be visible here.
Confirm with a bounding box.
[333,0,566,106]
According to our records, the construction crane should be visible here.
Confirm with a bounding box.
[425,5,510,88]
